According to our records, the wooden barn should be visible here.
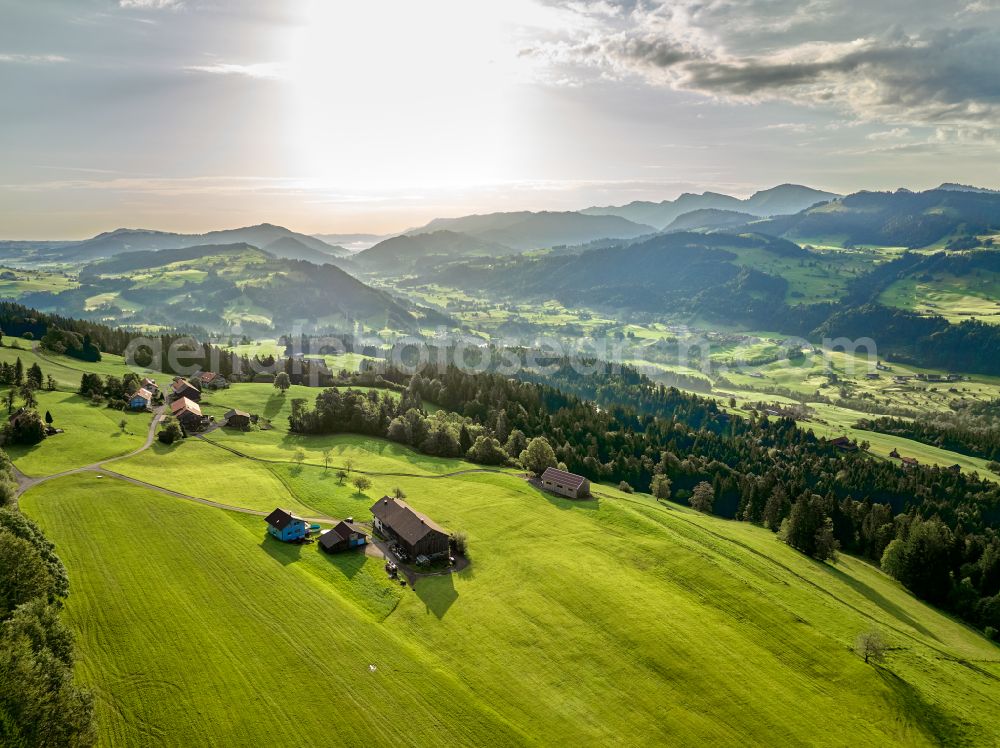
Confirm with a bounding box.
[129,387,153,410]
[540,467,590,499]
[170,377,201,402]
[224,408,251,429]
[318,520,368,553]
[170,396,204,429]
[264,508,309,542]
[370,496,449,560]
[141,377,159,393]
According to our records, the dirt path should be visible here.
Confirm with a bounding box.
[13,404,167,497]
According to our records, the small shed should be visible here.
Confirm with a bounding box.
[319,520,368,553]
[264,508,309,542]
[129,387,153,410]
[224,408,251,429]
[540,467,591,499]
[141,377,159,393]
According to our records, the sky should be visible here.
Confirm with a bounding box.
[2,0,1000,239]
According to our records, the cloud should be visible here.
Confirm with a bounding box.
[118,0,182,8]
[531,1,1000,131]
[183,62,286,80]
[0,54,68,64]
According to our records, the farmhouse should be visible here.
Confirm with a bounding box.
[170,397,204,430]
[194,371,228,390]
[224,408,251,429]
[141,377,159,393]
[264,508,309,542]
[129,387,153,410]
[901,456,919,468]
[318,519,368,553]
[370,496,450,560]
[540,467,591,499]
[828,436,859,452]
[865,373,880,380]
[170,377,201,402]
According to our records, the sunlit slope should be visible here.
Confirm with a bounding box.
[22,467,999,746]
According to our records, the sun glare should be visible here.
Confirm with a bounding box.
[286,0,540,191]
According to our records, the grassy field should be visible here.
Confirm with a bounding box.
[22,459,1000,746]
[5,390,150,475]
[878,270,1000,324]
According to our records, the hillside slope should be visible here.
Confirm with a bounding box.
[354,230,513,271]
[27,243,422,333]
[23,464,1000,746]
[46,223,350,262]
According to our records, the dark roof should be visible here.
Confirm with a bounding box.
[264,507,305,530]
[370,496,447,544]
[170,396,202,417]
[318,521,367,549]
[540,467,588,490]
[225,408,250,419]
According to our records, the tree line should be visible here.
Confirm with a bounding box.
[0,452,95,745]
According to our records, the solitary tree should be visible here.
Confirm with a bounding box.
[44,410,53,426]
[690,481,715,513]
[345,457,354,474]
[352,475,372,495]
[118,418,127,433]
[855,628,887,664]
[519,436,557,476]
[335,469,348,485]
[322,447,332,470]
[273,371,291,393]
[392,486,406,499]
[650,473,672,500]
[293,448,306,466]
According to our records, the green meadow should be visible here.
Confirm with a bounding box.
[22,460,1000,746]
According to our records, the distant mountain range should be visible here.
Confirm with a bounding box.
[26,224,350,264]
[405,210,655,251]
[752,188,1000,248]
[582,184,840,230]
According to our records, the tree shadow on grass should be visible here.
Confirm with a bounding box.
[259,534,303,565]
[874,666,968,746]
[413,573,458,620]
[262,392,285,420]
[538,488,599,511]
[816,561,939,642]
[318,547,366,579]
